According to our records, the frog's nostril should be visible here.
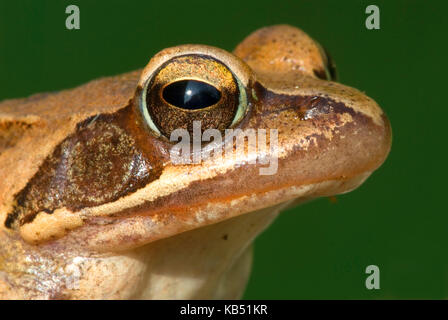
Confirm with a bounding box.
[162,80,221,110]
[314,47,337,81]
[323,47,337,81]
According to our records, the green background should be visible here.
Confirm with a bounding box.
[0,0,446,299]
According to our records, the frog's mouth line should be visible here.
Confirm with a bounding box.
[90,160,376,222]
[68,170,373,252]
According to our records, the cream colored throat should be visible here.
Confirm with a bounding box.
[64,201,290,299]
[132,201,291,299]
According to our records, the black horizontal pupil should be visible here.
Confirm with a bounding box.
[162,80,221,110]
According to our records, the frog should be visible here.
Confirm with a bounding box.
[0,25,391,299]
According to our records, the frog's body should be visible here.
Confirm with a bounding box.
[0,25,391,299]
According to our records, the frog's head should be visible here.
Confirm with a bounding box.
[0,24,391,299]
[0,25,390,251]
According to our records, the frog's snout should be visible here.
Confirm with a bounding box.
[233,24,392,184]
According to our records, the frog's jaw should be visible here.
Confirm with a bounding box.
[0,172,369,299]
[0,201,285,299]
[64,173,370,299]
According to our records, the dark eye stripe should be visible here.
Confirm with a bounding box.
[162,80,221,110]
[4,106,162,230]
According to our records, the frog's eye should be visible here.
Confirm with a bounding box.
[139,55,248,138]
